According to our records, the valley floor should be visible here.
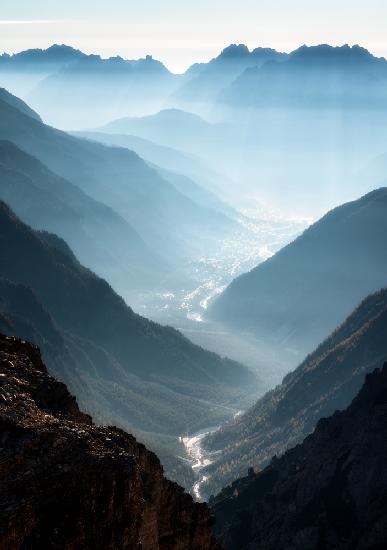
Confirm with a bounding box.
[121,215,307,497]
[129,214,306,386]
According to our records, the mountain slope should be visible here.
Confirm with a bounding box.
[211,362,387,549]
[202,286,387,496]
[76,131,235,215]
[99,108,225,154]
[0,87,41,121]
[209,188,387,357]
[0,334,220,549]
[0,140,163,292]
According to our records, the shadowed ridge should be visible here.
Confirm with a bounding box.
[211,362,387,549]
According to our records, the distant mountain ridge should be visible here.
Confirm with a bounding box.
[3,42,386,124]
[0,44,86,66]
[75,130,233,210]
[170,44,286,107]
[99,108,228,160]
[23,48,177,127]
[0,44,170,72]
[219,44,387,108]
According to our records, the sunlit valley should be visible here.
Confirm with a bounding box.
[1,6,387,548]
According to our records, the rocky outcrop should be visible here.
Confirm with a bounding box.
[0,334,220,549]
[211,363,387,549]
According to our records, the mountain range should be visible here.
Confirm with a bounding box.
[1,38,387,548]
[0,44,87,96]
[3,43,387,126]
[219,44,387,109]
[0,44,179,126]
[27,53,178,127]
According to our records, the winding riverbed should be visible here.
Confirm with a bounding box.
[181,410,243,501]
[181,427,218,500]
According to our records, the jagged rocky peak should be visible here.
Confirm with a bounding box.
[211,363,387,549]
[0,334,220,549]
[218,44,250,58]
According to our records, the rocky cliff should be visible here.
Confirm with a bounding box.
[0,334,220,549]
[211,363,387,549]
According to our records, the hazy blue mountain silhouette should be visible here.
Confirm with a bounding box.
[76,130,235,215]
[220,44,387,108]
[100,108,228,157]
[26,52,179,127]
[0,44,86,67]
[0,140,163,291]
[172,44,286,106]
[0,45,88,96]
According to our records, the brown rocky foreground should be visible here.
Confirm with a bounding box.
[0,334,220,549]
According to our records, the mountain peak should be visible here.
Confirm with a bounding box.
[218,43,250,59]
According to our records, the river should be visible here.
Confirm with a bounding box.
[181,411,243,501]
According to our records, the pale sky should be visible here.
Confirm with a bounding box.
[1,0,387,72]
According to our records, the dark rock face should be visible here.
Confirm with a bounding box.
[0,334,220,550]
[211,363,387,549]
